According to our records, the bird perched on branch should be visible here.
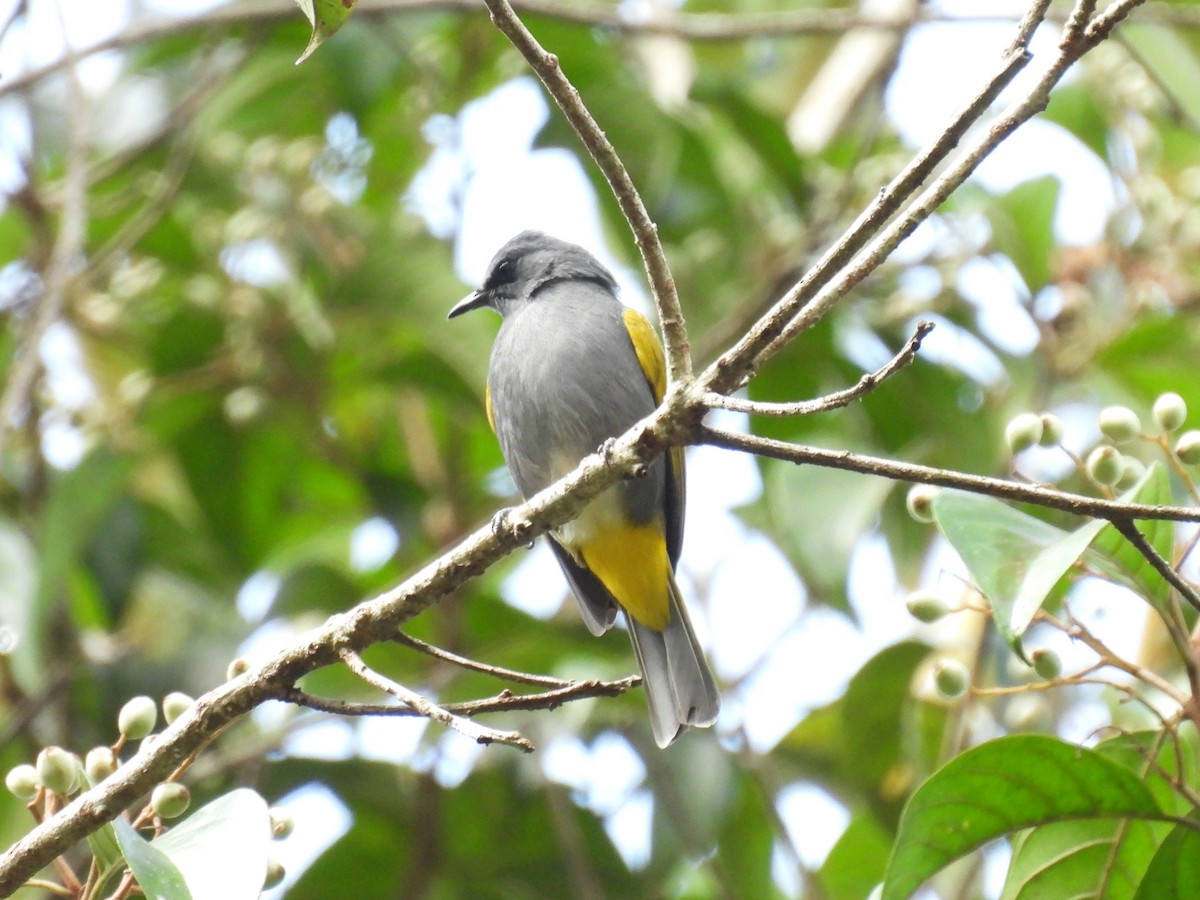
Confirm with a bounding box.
[449,231,720,747]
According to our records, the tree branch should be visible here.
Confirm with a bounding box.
[482,0,689,383]
[703,320,933,417]
[338,649,534,750]
[1110,518,1200,614]
[697,424,1200,526]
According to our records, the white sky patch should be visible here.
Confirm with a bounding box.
[776,782,850,869]
[502,540,567,621]
[889,4,1115,245]
[236,570,281,622]
[433,730,486,788]
[349,517,400,572]
[740,608,866,751]
[911,313,1008,386]
[605,789,654,871]
[260,782,353,900]
[220,238,291,287]
[357,715,428,765]
[283,717,357,761]
[955,255,1040,355]
[709,532,805,679]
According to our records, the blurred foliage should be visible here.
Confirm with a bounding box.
[2,1,1200,898]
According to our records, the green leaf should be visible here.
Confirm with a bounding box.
[819,812,892,900]
[932,490,1100,654]
[1089,463,1174,607]
[87,822,127,894]
[1133,823,1200,899]
[151,788,272,900]
[295,0,357,64]
[113,818,193,900]
[987,176,1060,292]
[1000,728,1198,899]
[882,735,1163,900]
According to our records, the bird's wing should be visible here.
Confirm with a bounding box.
[621,308,686,567]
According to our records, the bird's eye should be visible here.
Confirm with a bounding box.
[490,258,515,285]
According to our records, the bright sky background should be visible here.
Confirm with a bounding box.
[0,0,1154,896]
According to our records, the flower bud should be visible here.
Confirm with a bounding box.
[151,782,191,819]
[118,696,158,740]
[227,658,250,680]
[85,747,118,785]
[1005,413,1043,454]
[1038,413,1064,447]
[269,807,294,840]
[1116,456,1145,490]
[37,747,78,796]
[1087,446,1122,486]
[1176,431,1200,465]
[1098,406,1141,443]
[905,485,939,524]
[1153,392,1187,432]
[933,659,970,700]
[5,764,40,801]
[1031,648,1063,680]
[162,692,194,725]
[263,859,286,890]
[905,590,949,623]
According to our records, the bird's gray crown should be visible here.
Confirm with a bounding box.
[478,231,618,313]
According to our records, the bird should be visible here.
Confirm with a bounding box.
[448,230,720,747]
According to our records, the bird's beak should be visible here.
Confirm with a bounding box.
[448,290,487,319]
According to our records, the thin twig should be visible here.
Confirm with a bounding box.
[700,0,1052,396]
[698,424,1200,525]
[482,0,689,383]
[1111,518,1200,614]
[704,320,933,417]
[338,649,534,751]
[284,675,638,718]
[394,632,568,687]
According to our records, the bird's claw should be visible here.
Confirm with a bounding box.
[492,507,532,544]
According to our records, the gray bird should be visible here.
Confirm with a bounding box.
[449,231,720,747]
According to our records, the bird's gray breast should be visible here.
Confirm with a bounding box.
[487,282,664,524]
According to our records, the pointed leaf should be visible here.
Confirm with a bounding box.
[1089,464,1174,606]
[882,735,1163,900]
[933,491,1092,653]
[294,0,357,64]
[151,789,272,900]
[1133,823,1200,899]
[113,818,193,900]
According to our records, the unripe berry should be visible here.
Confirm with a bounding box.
[36,746,78,796]
[1087,446,1122,486]
[263,859,286,890]
[933,659,970,699]
[905,485,939,524]
[1098,406,1141,443]
[1153,392,1187,432]
[905,590,949,623]
[1005,413,1043,454]
[5,764,40,801]
[227,658,250,680]
[162,692,194,725]
[1116,456,1145,490]
[1031,648,1063,680]
[1038,413,1064,447]
[269,807,294,840]
[85,747,118,785]
[1176,431,1200,465]
[151,782,191,819]
[118,696,158,740]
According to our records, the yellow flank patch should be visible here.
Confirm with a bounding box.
[485,383,495,433]
[579,523,671,631]
[622,308,667,403]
